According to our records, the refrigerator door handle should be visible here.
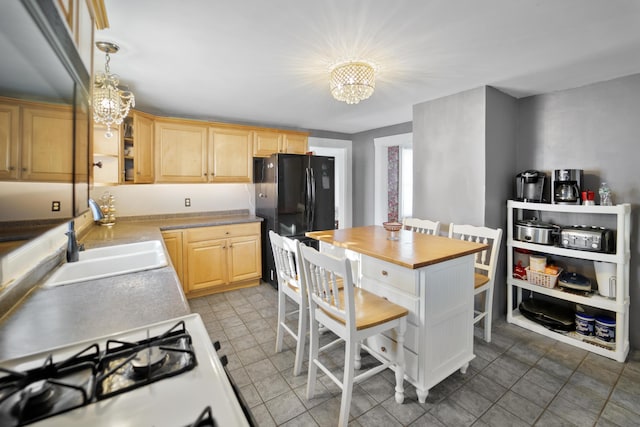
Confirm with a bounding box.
[310,168,317,229]
[305,167,312,229]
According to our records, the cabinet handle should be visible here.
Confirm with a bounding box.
[380,346,387,353]
[9,166,14,171]
[203,173,207,176]
[225,231,230,235]
[381,270,388,276]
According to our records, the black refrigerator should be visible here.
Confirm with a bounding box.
[254,153,335,287]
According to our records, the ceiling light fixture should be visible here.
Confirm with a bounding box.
[329,60,376,105]
[93,41,135,138]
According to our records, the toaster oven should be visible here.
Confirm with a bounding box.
[560,226,615,253]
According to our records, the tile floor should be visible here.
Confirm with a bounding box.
[189,283,640,426]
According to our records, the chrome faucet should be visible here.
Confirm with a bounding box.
[88,198,105,222]
[66,220,80,262]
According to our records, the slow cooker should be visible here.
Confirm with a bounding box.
[514,219,559,245]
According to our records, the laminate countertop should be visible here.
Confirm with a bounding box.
[306,225,487,269]
[0,212,262,361]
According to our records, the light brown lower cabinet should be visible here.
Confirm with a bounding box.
[162,222,261,297]
[161,230,184,285]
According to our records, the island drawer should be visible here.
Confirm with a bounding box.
[361,256,417,295]
[360,277,419,325]
[366,334,418,381]
[382,322,419,353]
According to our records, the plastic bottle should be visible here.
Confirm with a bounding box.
[599,182,612,206]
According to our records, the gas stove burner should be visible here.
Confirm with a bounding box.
[12,380,56,419]
[130,347,168,375]
[95,321,197,400]
[187,406,216,427]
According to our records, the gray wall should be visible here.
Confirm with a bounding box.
[351,122,413,226]
[352,73,640,349]
[412,86,517,318]
[518,73,640,348]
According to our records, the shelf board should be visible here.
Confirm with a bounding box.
[508,278,624,311]
[508,310,628,362]
[508,200,630,215]
[508,239,625,263]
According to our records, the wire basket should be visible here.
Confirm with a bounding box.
[526,267,562,288]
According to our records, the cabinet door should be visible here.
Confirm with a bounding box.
[21,105,73,182]
[283,133,308,154]
[0,103,19,180]
[185,238,228,292]
[155,120,208,182]
[253,130,282,157]
[133,112,154,183]
[162,230,184,286]
[227,235,261,283]
[209,127,252,182]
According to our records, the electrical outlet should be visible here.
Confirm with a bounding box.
[51,201,61,212]
[185,198,191,207]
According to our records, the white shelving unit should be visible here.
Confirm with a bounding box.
[506,200,631,362]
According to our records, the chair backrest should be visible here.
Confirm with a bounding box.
[269,230,303,291]
[448,224,503,280]
[299,244,355,328]
[403,217,441,236]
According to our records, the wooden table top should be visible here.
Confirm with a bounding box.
[306,226,488,269]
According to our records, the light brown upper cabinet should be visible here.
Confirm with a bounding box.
[127,111,155,183]
[22,104,74,182]
[253,129,308,157]
[209,126,252,183]
[0,103,20,180]
[0,98,73,183]
[282,132,308,154]
[155,119,208,183]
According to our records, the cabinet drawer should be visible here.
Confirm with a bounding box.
[366,334,418,381]
[382,322,419,354]
[362,257,417,295]
[360,278,420,325]
[185,222,259,242]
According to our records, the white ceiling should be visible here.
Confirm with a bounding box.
[96,0,640,134]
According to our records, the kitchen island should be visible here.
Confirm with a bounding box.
[306,225,487,402]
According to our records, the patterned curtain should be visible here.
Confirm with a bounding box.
[387,146,399,222]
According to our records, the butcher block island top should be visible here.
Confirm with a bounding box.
[306,225,487,269]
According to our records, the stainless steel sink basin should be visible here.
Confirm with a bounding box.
[44,240,168,287]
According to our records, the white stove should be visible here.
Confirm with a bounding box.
[0,314,251,427]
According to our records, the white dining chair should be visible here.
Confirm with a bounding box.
[448,223,503,343]
[299,244,408,427]
[270,231,307,376]
[403,217,441,236]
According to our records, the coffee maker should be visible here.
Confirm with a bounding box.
[515,170,545,202]
[553,169,583,205]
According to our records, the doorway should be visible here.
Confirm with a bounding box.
[373,133,413,225]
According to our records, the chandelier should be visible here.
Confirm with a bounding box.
[329,61,376,104]
[93,41,135,138]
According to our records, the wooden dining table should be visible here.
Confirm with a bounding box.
[306,225,487,403]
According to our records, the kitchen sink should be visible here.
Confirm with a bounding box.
[78,240,164,261]
[44,240,168,287]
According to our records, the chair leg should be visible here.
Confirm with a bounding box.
[293,302,307,376]
[306,313,319,400]
[354,341,361,370]
[275,290,285,353]
[394,319,406,404]
[484,288,493,343]
[339,339,357,427]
